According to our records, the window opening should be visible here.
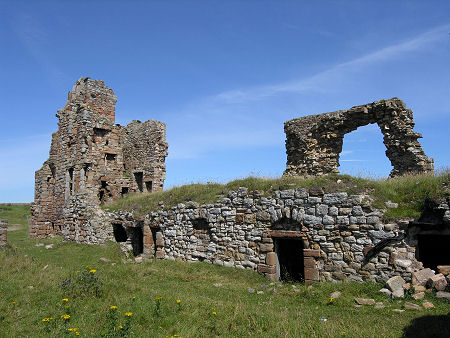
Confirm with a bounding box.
[145,181,152,192]
[134,172,143,192]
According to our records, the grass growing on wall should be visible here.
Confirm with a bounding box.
[105,172,449,220]
[1,205,450,337]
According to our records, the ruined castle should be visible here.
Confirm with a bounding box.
[31,78,450,285]
[30,78,168,243]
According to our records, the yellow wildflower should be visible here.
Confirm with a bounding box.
[177,299,181,304]
[62,298,69,302]
[119,325,123,329]
[130,296,136,300]
[124,312,133,317]
[155,296,162,300]
[89,269,96,274]
[110,305,118,310]
[61,314,71,320]
[329,297,334,303]
[12,301,16,305]
[42,318,49,322]
[75,332,80,336]
[212,311,217,316]
[159,326,163,329]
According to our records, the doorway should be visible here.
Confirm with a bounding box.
[416,234,450,271]
[274,238,305,282]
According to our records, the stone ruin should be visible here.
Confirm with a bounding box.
[30,82,449,286]
[0,219,7,247]
[30,78,168,243]
[283,98,434,177]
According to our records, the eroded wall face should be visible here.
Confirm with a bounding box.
[0,219,7,246]
[30,78,168,243]
[283,98,434,177]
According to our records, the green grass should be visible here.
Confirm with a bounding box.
[106,172,449,221]
[1,205,450,337]
[0,204,30,228]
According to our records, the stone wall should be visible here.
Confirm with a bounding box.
[0,219,7,246]
[284,98,434,177]
[30,77,168,243]
[112,187,450,284]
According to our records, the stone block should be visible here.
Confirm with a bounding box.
[404,302,422,311]
[427,273,448,291]
[304,257,316,268]
[304,267,319,281]
[259,243,274,253]
[437,265,450,276]
[436,291,450,300]
[257,264,276,274]
[266,252,277,266]
[303,249,320,257]
[412,268,435,286]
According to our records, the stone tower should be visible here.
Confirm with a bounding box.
[30,77,168,243]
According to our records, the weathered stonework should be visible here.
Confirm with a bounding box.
[112,188,450,284]
[284,98,434,177]
[0,219,7,246]
[30,77,168,243]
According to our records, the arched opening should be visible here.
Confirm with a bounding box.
[112,223,127,242]
[339,124,392,177]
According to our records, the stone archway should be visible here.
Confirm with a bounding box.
[283,98,434,177]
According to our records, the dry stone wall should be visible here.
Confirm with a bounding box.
[111,187,445,284]
[284,98,434,177]
[30,78,168,243]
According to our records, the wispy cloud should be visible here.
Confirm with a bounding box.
[11,13,67,84]
[164,23,450,161]
[207,23,450,105]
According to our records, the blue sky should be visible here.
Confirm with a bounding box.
[1,0,449,202]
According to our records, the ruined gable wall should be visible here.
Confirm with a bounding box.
[30,78,168,243]
[284,98,434,177]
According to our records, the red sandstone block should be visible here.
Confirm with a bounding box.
[257,264,276,274]
[303,249,320,257]
[304,257,316,268]
[304,267,319,281]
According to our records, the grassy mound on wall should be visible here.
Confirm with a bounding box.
[105,172,449,220]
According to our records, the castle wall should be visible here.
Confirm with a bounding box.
[112,187,449,284]
[30,78,168,243]
[284,98,434,178]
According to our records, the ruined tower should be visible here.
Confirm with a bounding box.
[30,77,168,243]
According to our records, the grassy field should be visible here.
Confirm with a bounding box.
[1,205,449,337]
[106,172,450,221]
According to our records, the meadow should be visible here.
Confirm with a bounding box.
[1,185,450,337]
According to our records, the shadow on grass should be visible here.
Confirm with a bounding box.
[402,312,450,338]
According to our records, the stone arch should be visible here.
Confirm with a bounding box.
[283,98,434,177]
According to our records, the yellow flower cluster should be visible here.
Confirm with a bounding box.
[130,296,136,300]
[124,312,133,317]
[110,305,118,310]
[68,328,80,335]
[61,314,71,320]
[62,298,69,302]
[155,296,163,301]
[89,269,96,274]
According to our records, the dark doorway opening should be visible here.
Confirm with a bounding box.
[128,226,144,256]
[416,234,450,271]
[112,223,127,242]
[134,172,143,192]
[121,187,129,197]
[274,238,304,282]
[145,181,152,192]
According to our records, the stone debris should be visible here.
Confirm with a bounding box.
[386,276,406,294]
[30,77,168,246]
[213,283,222,288]
[374,302,385,309]
[43,264,49,270]
[436,291,450,300]
[247,288,255,294]
[422,302,435,309]
[35,243,44,247]
[330,291,341,299]
[99,257,110,263]
[427,273,448,291]
[257,291,264,295]
[379,288,392,297]
[412,292,425,300]
[45,244,53,249]
[134,256,143,264]
[404,302,422,311]
[437,265,450,275]
[385,201,398,209]
[283,98,433,178]
[414,285,426,292]
[354,298,375,305]
[412,268,435,287]
[393,309,405,313]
